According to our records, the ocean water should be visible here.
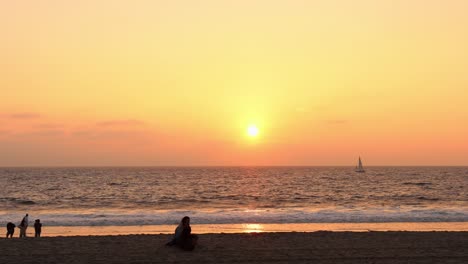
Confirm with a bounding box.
[0,167,467,227]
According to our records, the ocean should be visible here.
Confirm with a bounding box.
[0,167,467,233]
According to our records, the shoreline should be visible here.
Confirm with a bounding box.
[2,222,467,237]
[1,232,467,263]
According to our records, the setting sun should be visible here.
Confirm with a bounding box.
[247,125,259,137]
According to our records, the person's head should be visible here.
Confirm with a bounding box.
[181,216,190,226]
[35,219,40,223]
[26,214,28,217]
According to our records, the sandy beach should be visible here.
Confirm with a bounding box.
[1,232,467,264]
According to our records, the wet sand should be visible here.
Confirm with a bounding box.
[9,222,468,237]
[1,232,467,264]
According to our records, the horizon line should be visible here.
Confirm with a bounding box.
[1,165,467,168]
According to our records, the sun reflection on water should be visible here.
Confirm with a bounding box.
[242,224,264,233]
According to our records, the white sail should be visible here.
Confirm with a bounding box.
[355,157,365,173]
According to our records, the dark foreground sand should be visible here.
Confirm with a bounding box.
[1,232,467,264]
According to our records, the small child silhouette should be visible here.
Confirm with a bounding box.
[6,222,15,238]
[34,219,42,237]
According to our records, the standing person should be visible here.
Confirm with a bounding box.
[19,213,29,238]
[34,219,42,237]
[6,222,15,238]
[165,216,198,251]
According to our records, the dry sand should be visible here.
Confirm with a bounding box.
[1,232,467,264]
[11,222,468,237]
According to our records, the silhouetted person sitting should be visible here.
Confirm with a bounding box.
[166,216,198,251]
[34,219,42,237]
[6,222,15,238]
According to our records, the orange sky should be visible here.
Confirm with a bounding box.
[1,0,467,166]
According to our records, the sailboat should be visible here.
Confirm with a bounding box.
[355,157,365,173]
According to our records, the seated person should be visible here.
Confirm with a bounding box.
[166,216,198,251]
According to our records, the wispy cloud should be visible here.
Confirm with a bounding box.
[29,129,65,137]
[35,123,65,129]
[8,112,41,119]
[96,119,146,127]
[325,120,348,124]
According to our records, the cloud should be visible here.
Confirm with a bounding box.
[29,130,65,137]
[96,119,146,127]
[72,130,94,137]
[35,123,65,129]
[295,107,307,113]
[11,129,65,138]
[325,120,348,124]
[8,112,41,119]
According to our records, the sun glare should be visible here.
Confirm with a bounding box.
[242,223,264,233]
[247,125,259,137]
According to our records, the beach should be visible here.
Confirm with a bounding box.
[1,232,467,264]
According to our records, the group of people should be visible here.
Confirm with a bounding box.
[6,214,196,250]
[6,213,42,238]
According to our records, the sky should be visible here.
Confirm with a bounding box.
[1,0,467,166]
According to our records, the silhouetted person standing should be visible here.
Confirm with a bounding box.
[19,213,29,238]
[6,222,15,238]
[34,219,42,237]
